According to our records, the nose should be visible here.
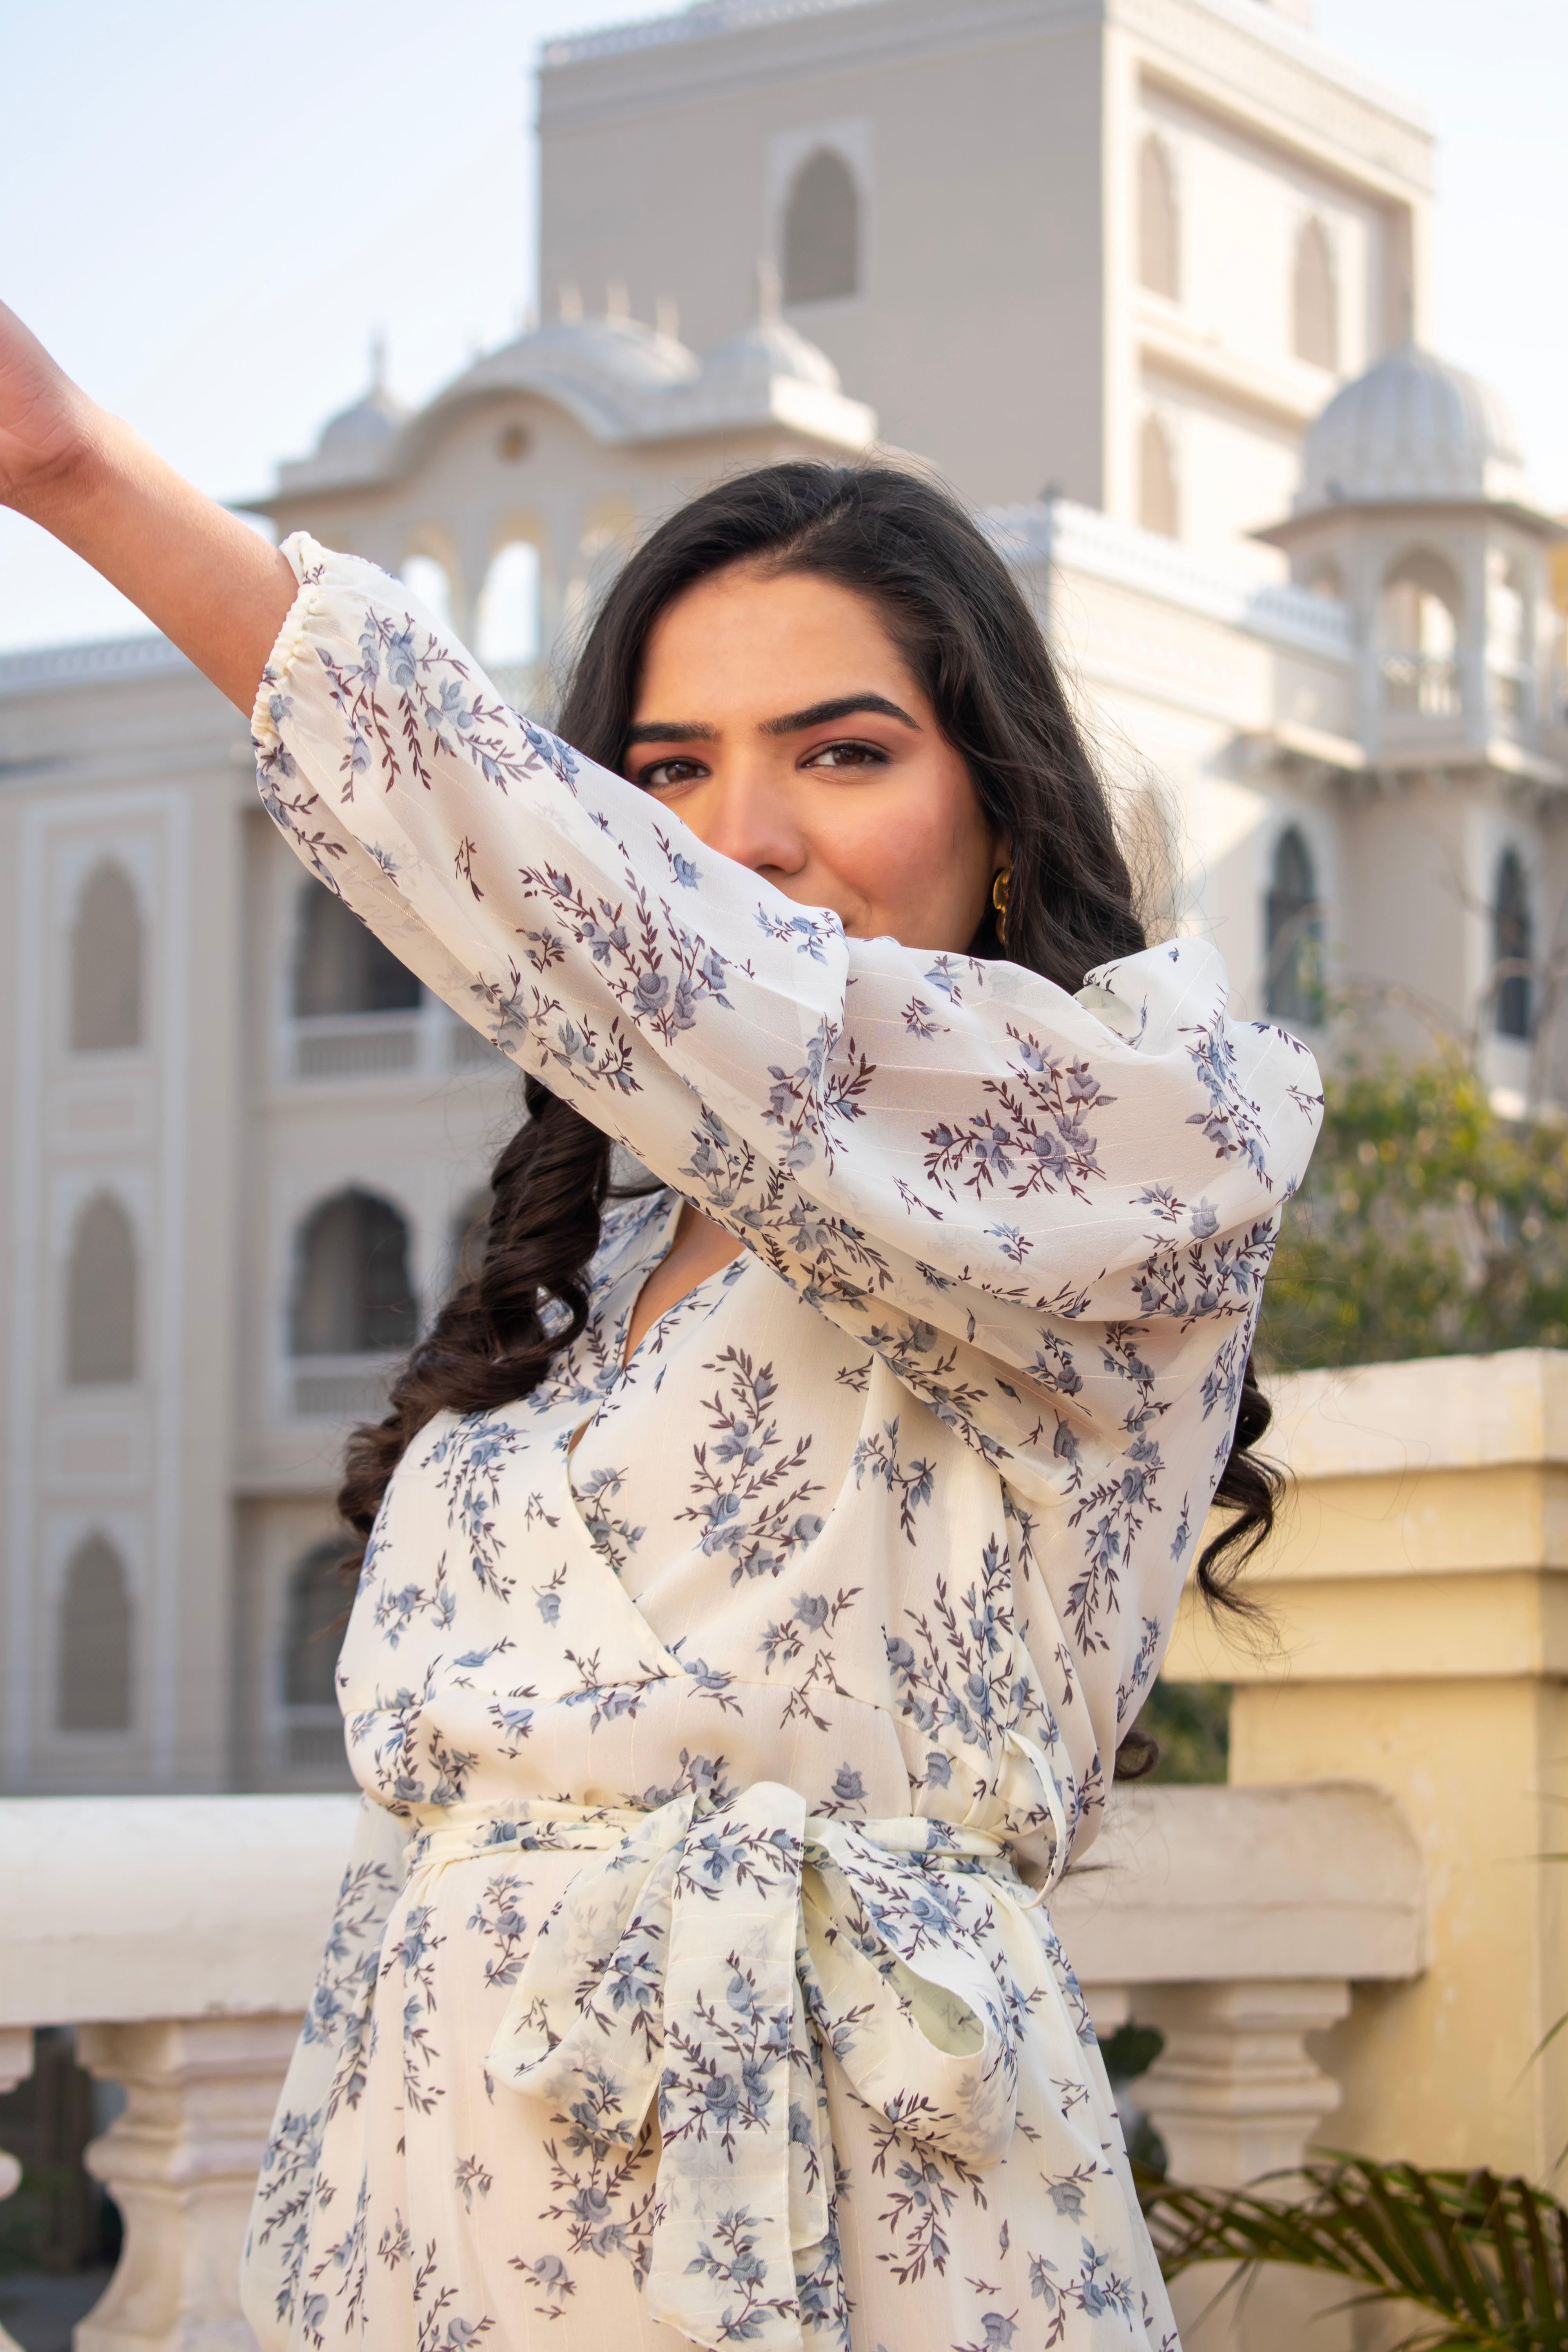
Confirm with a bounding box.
[687,757,806,882]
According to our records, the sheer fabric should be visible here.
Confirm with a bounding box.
[239,537,1321,2352]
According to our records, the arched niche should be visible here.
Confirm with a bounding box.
[65,1192,137,1386]
[399,551,456,629]
[283,1539,352,1709]
[1493,846,1533,1042]
[294,883,421,1017]
[1381,548,1462,649]
[1138,134,1179,300]
[1380,548,1461,717]
[1138,414,1179,539]
[1293,217,1338,371]
[782,148,859,305]
[476,538,543,673]
[57,1533,132,1733]
[1265,826,1325,1028]
[70,859,143,1052]
[291,1187,416,1357]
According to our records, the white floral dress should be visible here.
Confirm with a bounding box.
[239,535,1321,2352]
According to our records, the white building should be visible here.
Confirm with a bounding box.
[0,0,1563,1797]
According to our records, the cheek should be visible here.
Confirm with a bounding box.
[861,773,991,904]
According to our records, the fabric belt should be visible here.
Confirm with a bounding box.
[405,1782,1054,2352]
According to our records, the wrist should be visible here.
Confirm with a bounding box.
[10,399,111,536]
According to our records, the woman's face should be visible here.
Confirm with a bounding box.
[623,564,1005,951]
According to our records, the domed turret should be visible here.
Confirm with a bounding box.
[701,315,842,400]
[506,307,701,396]
[1296,343,1528,514]
[316,343,410,457]
[700,261,842,402]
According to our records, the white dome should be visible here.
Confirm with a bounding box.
[700,315,842,399]
[1297,343,1528,512]
[505,313,701,393]
[316,381,409,457]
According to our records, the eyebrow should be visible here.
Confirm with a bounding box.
[622,692,921,750]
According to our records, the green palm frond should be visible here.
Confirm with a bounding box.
[1140,2158,1568,2352]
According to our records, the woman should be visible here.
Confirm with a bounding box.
[0,303,1318,2352]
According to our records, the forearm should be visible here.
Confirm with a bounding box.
[1,300,295,713]
[21,412,296,713]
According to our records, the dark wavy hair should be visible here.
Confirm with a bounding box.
[337,461,1279,1776]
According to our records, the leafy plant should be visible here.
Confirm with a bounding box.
[1142,2157,1568,2352]
[1137,1677,1230,1783]
[1259,1047,1568,1375]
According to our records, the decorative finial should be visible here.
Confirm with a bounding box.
[558,283,583,323]
[369,330,387,391]
[605,279,630,321]
[756,258,782,324]
[656,296,680,343]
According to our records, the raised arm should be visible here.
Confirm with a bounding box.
[0,299,296,710]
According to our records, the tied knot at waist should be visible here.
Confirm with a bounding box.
[405,1784,1060,2352]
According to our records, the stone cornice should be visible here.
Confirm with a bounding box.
[0,633,191,699]
[987,495,1355,661]
[1122,0,1431,195]
[540,0,1429,195]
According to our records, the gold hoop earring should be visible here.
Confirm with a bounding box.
[991,864,1012,946]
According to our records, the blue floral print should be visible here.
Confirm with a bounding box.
[240,537,1320,2352]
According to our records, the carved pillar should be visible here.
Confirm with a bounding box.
[1132,1978,1350,2189]
[75,2014,299,2352]
[0,2029,34,2352]
[1132,1981,1355,2352]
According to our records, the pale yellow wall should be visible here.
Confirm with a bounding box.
[1165,1352,1568,2176]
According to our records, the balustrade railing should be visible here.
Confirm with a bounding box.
[285,1004,509,1085]
[0,1782,1426,2352]
[1380,651,1461,719]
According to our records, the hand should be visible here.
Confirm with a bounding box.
[0,297,298,712]
[0,299,96,516]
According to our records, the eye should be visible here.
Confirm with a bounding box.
[802,739,888,773]
[635,757,709,793]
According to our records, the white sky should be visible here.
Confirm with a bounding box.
[1,0,1563,652]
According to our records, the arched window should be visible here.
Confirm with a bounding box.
[1487,549,1530,722]
[293,884,421,1017]
[291,1189,416,1357]
[284,1540,352,1708]
[1293,218,1338,370]
[65,1194,136,1386]
[399,554,454,628]
[1494,848,1533,1042]
[57,1534,132,1733]
[476,541,542,679]
[1138,134,1179,300]
[1265,827,1324,1027]
[70,860,142,1051]
[782,149,858,306]
[1138,414,1179,538]
[1381,550,1461,717]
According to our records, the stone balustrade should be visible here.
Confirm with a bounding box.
[0,1782,1424,2352]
